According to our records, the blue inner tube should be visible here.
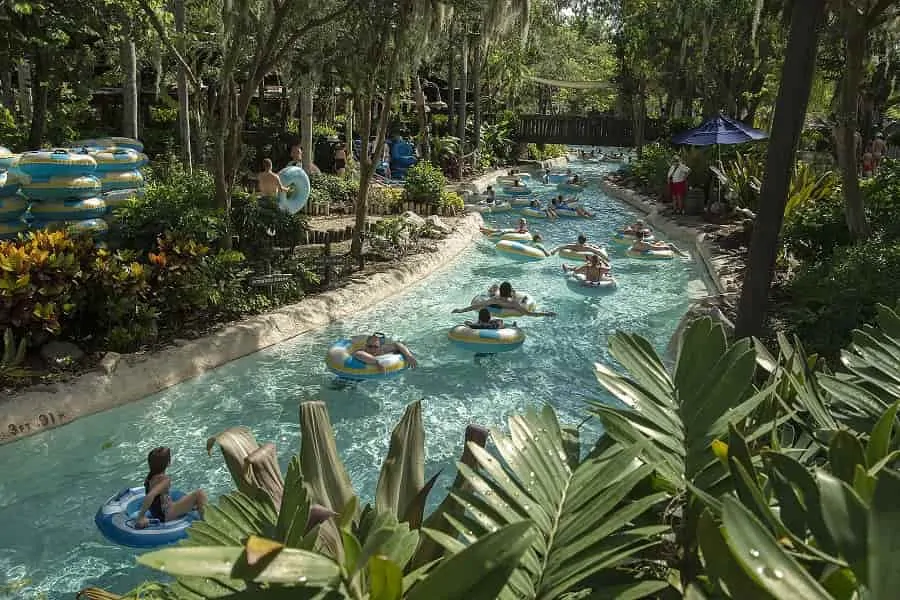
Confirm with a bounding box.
[278,166,311,213]
[30,197,107,221]
[95,486,200,548]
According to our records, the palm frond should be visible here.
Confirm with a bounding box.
[426,405,668,598]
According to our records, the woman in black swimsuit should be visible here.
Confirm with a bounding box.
[135,447,207,528]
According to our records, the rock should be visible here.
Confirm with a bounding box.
[425,215,452,234]
[98,352,121,375]
[40,341,85,368]
[400,211,426,228]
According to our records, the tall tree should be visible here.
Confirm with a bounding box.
[734,0,826,339]
[343,0,448,261]
[174,0,192,171]
[139,0,349,230]
[120,20,139,139]
[834,0,900,240]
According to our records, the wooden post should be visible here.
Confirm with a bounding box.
[322,242,331,287]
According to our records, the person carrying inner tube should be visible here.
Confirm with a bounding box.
[257,158,290,198]
[352,334,418,372]
[136,447,207,529]
[563,254,611,283]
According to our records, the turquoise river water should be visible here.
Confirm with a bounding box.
[0,160,697,599]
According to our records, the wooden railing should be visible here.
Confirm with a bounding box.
[516,114,663,147]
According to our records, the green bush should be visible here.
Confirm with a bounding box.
[783,241,900,359]
[405,161,446,204]
[440,190,465,213]
[230,192,308,259]
[368,186,405,214]
[310,173,358,206]
[111,165,224,250]
[70,248,158,352]
[630,143,671,191]
[781,191,849,264]
[526,143,567,161]
[861,158,900,241]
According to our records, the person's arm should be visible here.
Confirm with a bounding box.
[275,174,290,193]
[135,476,170,528]
[451,303,482,314]
[389,342,418,367]
[353,350,386,372]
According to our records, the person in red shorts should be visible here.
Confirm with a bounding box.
[667,155,691,215]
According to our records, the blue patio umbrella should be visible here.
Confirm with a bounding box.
[672,113,768,146]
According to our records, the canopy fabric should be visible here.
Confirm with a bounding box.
[527,75,615,90]
[672,114,768,146]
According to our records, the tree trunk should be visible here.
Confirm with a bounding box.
[17,61,33,124]
[457,30,469,179]
[345,97,354,166]
[632,83,646,159]
[734,0,825,339]
[447,22,456,135]
[121,28,139,139]
[836,20,870,240]
[351,88,393,262]
[175,0,192,171]
[27,52,48,149]
[414,76,429,161]
[300,75,316,172]
[472,35,483,150]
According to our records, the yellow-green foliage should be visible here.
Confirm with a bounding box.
[0,230,85,335]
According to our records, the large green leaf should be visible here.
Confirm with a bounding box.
[720,497,831,599]
[405,522,535,600]
[867,468,900,599]
[276,456,312,548]
[300,401,357,514]
[433,406,667,599]
[137,543,341,587]
[591,318,769,494]
[817,471,868,571]
[375,400,426,521]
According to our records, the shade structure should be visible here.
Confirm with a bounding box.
[672,114,768,146]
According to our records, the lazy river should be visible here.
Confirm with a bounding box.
[0,160,699,599]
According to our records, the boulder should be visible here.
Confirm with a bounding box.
[400,211,426,228]
[98,352,121,375]
[40,340,85,368]
[425,215,452,234]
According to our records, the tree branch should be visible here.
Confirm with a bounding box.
[261,2,352,77]
[137,0,201,89]
[867,0,898,26]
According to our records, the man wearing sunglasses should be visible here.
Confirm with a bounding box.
[353,334,418,372]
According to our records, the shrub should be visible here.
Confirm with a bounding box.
[440,190,465,213]
[405,161,446,204]
[630,143,671,191]
[781,191,849,264]
[861,158,900,241]
[0,231,85,336]
[368,186,405,214]
[526,143,567,161]
[111,165,224,250]
[146,234,219,333]
[310,172,358,206]
[69,248,158,352]
[230,192,308,259]
[783,241,900,360]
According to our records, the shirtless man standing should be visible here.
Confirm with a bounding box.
[258,158,289,198]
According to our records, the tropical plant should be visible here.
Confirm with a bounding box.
[784,162,839,219]
[431,136,461,177]
[0,230,85,335]
[425,406,671,598]
[404,161,446,205]
[439,190,465,214]
[480,121,514,162]
[710,152,764,210]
